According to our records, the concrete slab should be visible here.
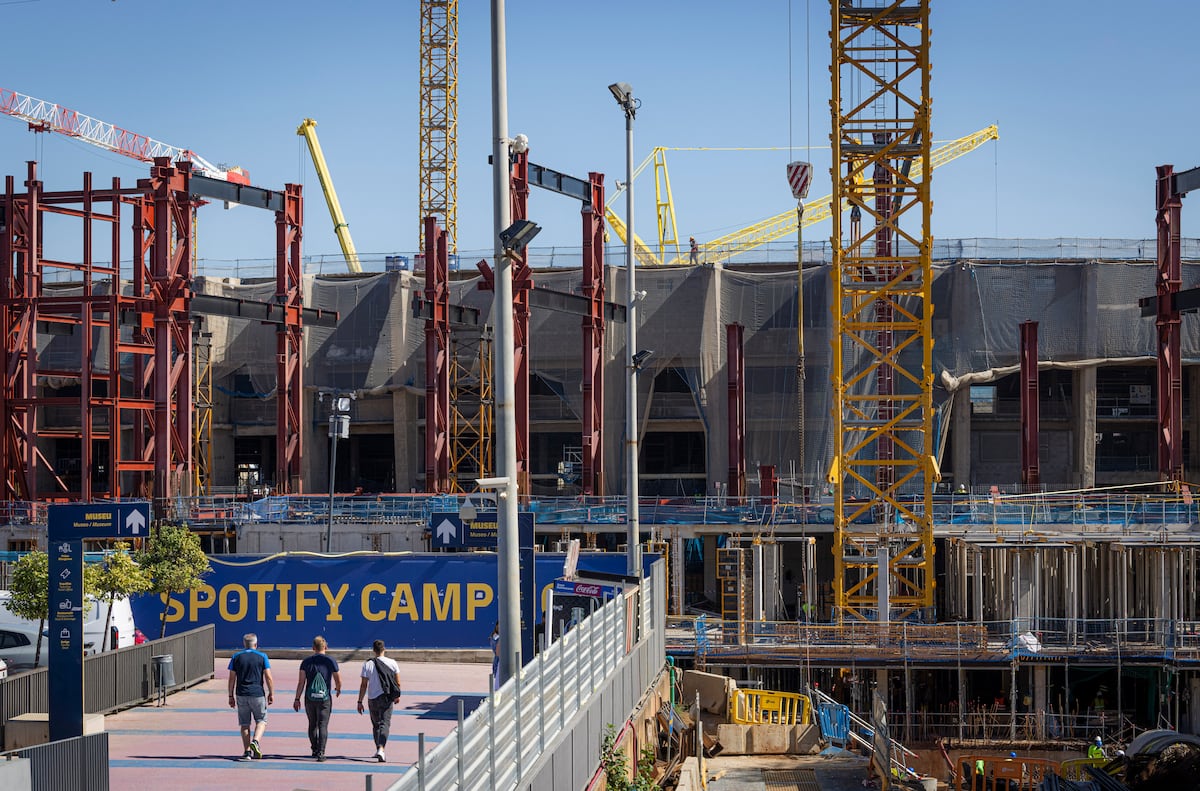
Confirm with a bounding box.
[105,656,491,791]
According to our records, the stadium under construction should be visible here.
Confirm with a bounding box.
[4,0,1200,767]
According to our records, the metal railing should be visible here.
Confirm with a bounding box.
[666,616,1200,660]
[385,563,665,791]
[7,731,109,791]
[7,490,1200,531]
[0,624,215,731]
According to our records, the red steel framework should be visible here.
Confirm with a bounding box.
[424,215,452,493]
[275,184,304,494]
[726,323,746,497]
[580,172,606,496]
[0,158,305,516]
[1156,164,1184,483]
[470,153,609,495]
[1019,320,1040,486]
[509,151,533,494]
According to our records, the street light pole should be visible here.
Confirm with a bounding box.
[491,0,521,686]
[609,82,642,579]
[324,394,353,552]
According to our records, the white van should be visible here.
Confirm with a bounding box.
[0,592,137,668]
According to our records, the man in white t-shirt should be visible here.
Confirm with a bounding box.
[357,639,401,762]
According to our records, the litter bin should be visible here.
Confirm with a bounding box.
[151,654,175,688]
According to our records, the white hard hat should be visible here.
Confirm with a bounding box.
[1094,736,1103,744]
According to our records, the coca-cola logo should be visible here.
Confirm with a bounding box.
[574,584,602,596]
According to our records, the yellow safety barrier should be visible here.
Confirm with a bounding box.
[728,688,811,726]
[1059,757,1107,780]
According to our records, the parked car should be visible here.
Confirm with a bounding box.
[0,592,138,668]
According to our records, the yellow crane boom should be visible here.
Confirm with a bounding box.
[297,118,363,274]
[669,124,999,265]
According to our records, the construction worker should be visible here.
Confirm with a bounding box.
[689,237,699,265]
[1088,736,1107,759]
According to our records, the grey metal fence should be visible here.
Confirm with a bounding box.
[0,624,215,729]
[385,561,666,791]
[11,731,109,791]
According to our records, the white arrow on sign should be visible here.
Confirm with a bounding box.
[125,508,146,535]
[435,518,458,544]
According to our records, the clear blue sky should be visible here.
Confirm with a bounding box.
[0,1,1196,266]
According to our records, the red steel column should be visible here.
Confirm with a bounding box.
[581,173,606,495]
[1019,320,1040,486]
[424,216,451,492]
[1156,165,1184,482]
[145,159,193,514]
[275,184,304,494]
[727,323,745,498]
[0,164,40,500]
[510,151,532,494]
[759,464,777,505]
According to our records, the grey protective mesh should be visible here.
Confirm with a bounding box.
[193,256,1200,492]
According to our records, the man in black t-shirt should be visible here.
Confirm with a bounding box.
[293,635,342,761]
[227,633,274,760]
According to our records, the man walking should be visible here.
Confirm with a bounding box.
[293,635,342,761]
[228,633,274,761]
[357,639,401,762]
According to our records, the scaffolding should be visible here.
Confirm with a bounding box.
[449,328,493,492]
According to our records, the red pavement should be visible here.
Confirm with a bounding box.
[106,657,492,791]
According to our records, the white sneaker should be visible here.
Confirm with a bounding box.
[377,747,385,763]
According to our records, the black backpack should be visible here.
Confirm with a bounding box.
[373,658,401,704]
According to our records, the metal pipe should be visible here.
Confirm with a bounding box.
[326,421,338,551]
[490,0,520,686]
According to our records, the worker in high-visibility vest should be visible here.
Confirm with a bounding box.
[1088,736,1107,759]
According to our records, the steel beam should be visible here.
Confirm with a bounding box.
[1156,164,1184,482]
[510,151,532,494]
[275,183,304,494]
[190,293,337,328]
[1020,320,1040,486]
[424,216,452,493]
[727,323,745,498]
[581,172,606,495]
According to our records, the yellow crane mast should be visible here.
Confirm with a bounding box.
[419,0,458,251]
[830,0,935,623]
[297,119,363,274]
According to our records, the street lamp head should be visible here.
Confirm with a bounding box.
[632,349,655,370]
[499,219,542,254]
[608,82,637,118]
[511,133,529,154]
[335,396,352,412]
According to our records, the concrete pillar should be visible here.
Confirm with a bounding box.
[952,386,973,487]
[704,535,719,604]
[1190,676,1200,734]
[1034,665,1048,739]
[1074,365,1097,487]
[1190,367,1200,473]
[392,390,418,491]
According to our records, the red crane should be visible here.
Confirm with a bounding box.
[0,86,249,183]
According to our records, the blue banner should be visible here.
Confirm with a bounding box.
[131,552,641,651]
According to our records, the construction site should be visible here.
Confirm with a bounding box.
[2,1,1200,790]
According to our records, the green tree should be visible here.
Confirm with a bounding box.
[90,541,151,650]
[137,523,211,638]
[5,551,49,667]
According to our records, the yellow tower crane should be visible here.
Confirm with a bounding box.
[419,0,458,251]
[297,119,363,274]
[830,0,935,623]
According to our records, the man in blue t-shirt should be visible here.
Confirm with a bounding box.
[293,635,342,761]
[228,633,274,761]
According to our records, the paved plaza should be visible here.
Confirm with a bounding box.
[105,657,492,791]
